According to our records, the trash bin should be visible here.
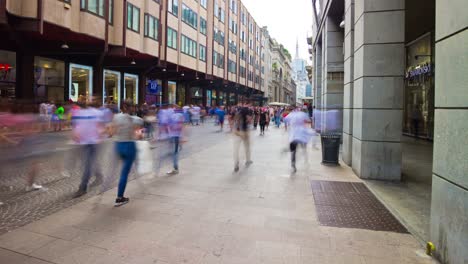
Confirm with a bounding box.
[320,133,341,165]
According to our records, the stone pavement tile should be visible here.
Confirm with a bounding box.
[255,240,301,258]
[362,254,438,264]
[0,229,56,255]
[29,238,111,264]
[330,237,402,259]
[0,248,41,264]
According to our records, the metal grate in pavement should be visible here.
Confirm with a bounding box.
[311,180,408,233]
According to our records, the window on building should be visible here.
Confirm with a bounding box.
[230,0,237,14]
[214,2,219,18]
[199,45,206,61]
[228,60,237,74]
[200,17,207,35]
[81,0,111,18]
[108,0,113,24]
[182,4,197,29]
[241,31,245,42]
[181,35,197,58]
[127,3,140,32]
[220,9,225,23]
[144,14,158,40]
[167,27,178,49]
[200,0,207,9]
[213,51,224,69]
[168,0,178,16]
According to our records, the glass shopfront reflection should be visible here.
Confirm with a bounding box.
[34,57,65,103]
[168,81,176,105]
[206,90,212,106]
[103,70,121,107]
[404,33,434,140]
[70,63,93,103]
[0,50,17,101]
[124,73,138,105]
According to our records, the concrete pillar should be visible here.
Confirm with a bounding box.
[321,17,344,134]
[342,0,355,165]
[430,1,468,263]
[15,52,34,100]
[352,0,405,180]
[314,46,322,132]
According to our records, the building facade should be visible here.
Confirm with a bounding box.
[268,38,293,104]
[292,40,309,105]
[0,0,272,108]
[308,0,467,263]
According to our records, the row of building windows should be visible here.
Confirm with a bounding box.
[181,35,197,58]
[213,27,225,46]
[182,4,197,29]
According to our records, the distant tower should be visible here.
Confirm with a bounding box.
[295,37,299,59]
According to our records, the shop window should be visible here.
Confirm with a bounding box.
[206,90,212,106]
[103,70,120,107]
[70,64,93,103]
[124,73,138,105]
[168,81,176,104]
[0,50,16,100]
[34,57,65,103]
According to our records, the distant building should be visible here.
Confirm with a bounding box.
[292,40,310,105]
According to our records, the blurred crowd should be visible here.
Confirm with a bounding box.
[0,98,318,206]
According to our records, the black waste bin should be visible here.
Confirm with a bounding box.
[320,133,341,165]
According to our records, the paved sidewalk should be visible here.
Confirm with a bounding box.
[0,126,438,264]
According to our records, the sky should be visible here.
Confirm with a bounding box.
[242,0,314,63]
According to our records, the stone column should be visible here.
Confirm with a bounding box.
[321,17,344,134]
[430,1,468,263]
[352,0,405,180]
[15,52,34,101]
[342,0,355,165]
[313,46,322,132]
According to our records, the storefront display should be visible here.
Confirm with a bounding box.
[206,90,212,106]
[168,81,176,105]
[70,63,93,103]
[177,84,185,106]
[103,70,121,107]
[0,50,16,100]
[191,87,203,106]
[124,73,138,105]
[404,33,434,140]
[145,79,161,105]
[34,57,65,103]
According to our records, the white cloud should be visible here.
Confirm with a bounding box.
[242,0,313,63]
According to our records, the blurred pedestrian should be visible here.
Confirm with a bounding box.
[72,100,104,198]
[109,103,143,206]
[233,104,253,172]
[215,106,226,131]
[284,108,312,173]
[167,105,185,175]
[259,108,268,136]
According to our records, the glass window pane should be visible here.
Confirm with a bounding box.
[127,5,132,29]
[98,0,104,16]
[88,0,98,13]
[108,0,113,23]
[133,8,139,31]
[149,17,154,38]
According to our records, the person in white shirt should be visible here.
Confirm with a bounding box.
[190,105,201,126]
[72,101,105,198]
[284,109,312,173]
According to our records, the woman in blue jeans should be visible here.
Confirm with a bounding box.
[110,103,143,206]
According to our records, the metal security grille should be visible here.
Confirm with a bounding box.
[311,180,408,233]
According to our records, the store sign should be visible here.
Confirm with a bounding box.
[0,64,12,70]
[147,80,160,94]
[406,63,432,78]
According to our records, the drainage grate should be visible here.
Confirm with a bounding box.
[311,180,408,233]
